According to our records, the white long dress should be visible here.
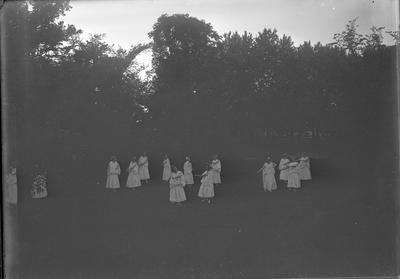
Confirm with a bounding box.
[210,159,222,184]
[287,163,301,189]
[106,161,121,189]
[183,161,194,185]
[262,162,277,192]
[126,162,141,188]
[5,170,18,204]
[279,158,290,181]
[162,159,172,181]
[198,171,214,198]
[169,171,186,202]
[298,157,312,180]
[138,156,150,180]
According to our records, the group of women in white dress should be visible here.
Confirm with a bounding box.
[22,152,310,202]
[258,152,312,192]
[105,153,222,205]
[105,151,311,205]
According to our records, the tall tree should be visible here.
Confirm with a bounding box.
[148,14,221,153]
[2,0,81,166]
[332,18,366,55]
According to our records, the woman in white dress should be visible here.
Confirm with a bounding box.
[31,164,48,198]
[169,166,186,205]
[210,155,222,185]
[257,157,277,192]
[287,157,301,190]
[126,156,141,189]
[138,152,150,184]
[106,156,121,190]
[162,154,172,182]
[183,156,194,186]
[198,166,214,204]
[298,152,312,181]
[279,153,290,183]
[5,167,18,204]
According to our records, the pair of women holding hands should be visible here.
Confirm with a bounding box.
[165,155,221,205]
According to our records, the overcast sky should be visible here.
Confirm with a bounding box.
[63,0,398,48]
[62,0,398,70]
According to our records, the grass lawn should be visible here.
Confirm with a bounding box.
[5,172,397,279]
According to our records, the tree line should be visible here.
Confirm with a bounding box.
[2,1,398,179]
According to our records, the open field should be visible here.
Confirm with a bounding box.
[5,169,397,279]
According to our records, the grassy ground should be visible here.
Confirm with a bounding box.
[4,170,397,279]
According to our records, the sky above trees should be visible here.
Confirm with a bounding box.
[62,0,397,50]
